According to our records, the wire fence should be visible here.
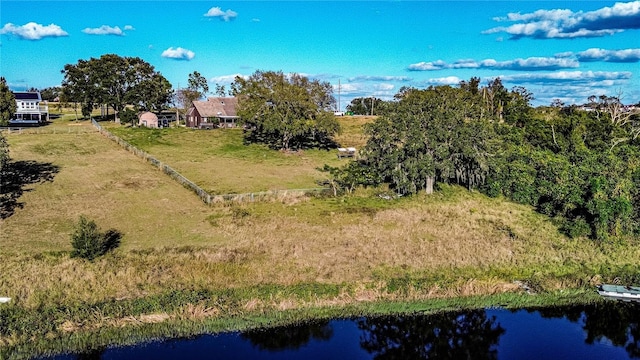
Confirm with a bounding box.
[0,126,97,135]
[91,119,330,204]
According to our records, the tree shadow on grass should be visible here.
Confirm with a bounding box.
[0,160,60,219]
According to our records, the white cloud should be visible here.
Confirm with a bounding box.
[500,71,632,86]
[409,56,578,71]
[82,25,125,36]
[426,76,462,86]
[408,60,448,71]
[161,47,195,60]
[209,74,246,83]
[376,83,396,91]
[348,75,412,82]
[0,22,68,40]
[204,7,238,21]
[336,83,363,95]
[124,25,135,31]
[484,1,640,39]
[576,48,640,62]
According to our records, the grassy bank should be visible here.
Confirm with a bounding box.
[1,117,639,358]
[1,283,604,359]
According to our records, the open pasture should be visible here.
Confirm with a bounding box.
[104,116,374,195]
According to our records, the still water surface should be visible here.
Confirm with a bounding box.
[48,302,640,359]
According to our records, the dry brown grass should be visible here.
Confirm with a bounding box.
[2,118,638,312]
[2,187,629,309]
[1,122,227,252]
[334,115,376,148]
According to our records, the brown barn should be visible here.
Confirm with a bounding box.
[186,97,239,129]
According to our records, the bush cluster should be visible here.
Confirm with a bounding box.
[70,216,122,260]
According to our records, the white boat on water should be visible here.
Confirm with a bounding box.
[597,284,640,302]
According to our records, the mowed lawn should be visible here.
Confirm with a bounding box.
[105,116,373,195]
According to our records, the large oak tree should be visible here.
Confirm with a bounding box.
[61,54,173,121]
[232,70,340,151]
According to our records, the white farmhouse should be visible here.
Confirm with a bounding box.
[10,91,49,125]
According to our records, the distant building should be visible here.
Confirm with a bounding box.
[138,111,160,128]
[10,91,49,125]
[138,111,179,128]
[186,97,239,129]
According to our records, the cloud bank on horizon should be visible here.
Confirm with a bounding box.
[1,1,639,107]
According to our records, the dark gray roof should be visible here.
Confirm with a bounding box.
[13,92,41,100]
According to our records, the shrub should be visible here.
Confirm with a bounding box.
[70,216,122,260]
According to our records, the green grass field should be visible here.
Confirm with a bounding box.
[1,114,639,357]
[106,125,341,194]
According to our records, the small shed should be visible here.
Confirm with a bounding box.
[138,112,159,128]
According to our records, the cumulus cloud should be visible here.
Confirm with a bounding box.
[409,57,579,71]
[124,25,135,31]
[161,47,195,60]
[0,22,68,40]
[204,7,238,21]
[484,1,640,39]
[426,76,462,86]
[575,48,640,62]
[82,25,125,36]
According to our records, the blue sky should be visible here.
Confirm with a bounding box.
[1,1,639,108]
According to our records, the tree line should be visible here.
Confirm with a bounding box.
[3,55,639,240]
[327,78,640,241]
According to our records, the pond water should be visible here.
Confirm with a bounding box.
[46,302,640,360]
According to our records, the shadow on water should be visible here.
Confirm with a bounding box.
[0,160,60,219]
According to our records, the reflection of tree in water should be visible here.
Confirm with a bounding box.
[70,347,105,360]
[357,310,505,360]
[537,302,640,359]
[241,320,333,351]
[582,302,640,358]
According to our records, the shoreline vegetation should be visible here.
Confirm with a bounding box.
[1,115,638,359]
[2,287,602,359]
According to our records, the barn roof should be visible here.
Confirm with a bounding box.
[192,97,239,118]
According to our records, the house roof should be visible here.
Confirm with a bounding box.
[13,92,41,101]
[139,111,158,122]
[192,97,239,118]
